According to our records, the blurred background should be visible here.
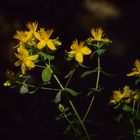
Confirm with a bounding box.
[0,0,140,139]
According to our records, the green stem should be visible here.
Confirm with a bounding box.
[15,81,60,91]
[49,67,91,140]
[132,101,136,114]
[136,101,140,113]
[35,64,46,68]
[69,100,91,140]
[63,113,80,135]
[130,119,136,137]
[83,56,101,121]
[36,64,90,139]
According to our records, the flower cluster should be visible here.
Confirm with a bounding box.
[14,21,61,75]
[66,27,111,63]
[110,85,140,105]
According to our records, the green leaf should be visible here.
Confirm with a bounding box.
[64,88,79,96]
[39,51,55,60]
[53,90,62,103]
[50,65,61,75]
[29,87,38,94]
[42,67,52,82]
[78,63,89,68]
[87,87,104,96]
[20,84,28,94]
[122,105,133,112]
[66,56,74,61]
[101,70,117,77]
[64,69,75,79]
[90,50,97,59]
[113,102,121,109]
[81,69,97,78]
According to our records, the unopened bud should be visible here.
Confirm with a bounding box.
[58,104,65,112]
[3,80,11,87]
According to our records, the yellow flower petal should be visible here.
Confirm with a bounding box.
[25,60,35,68]
[46,39,56,50]
[37,41,47,49]
[25,31,33,41]
[21,63,26,75]
[68,51,76,55]
[46,29,54,39]
[34,32,42,41]
[71,40,78,50]
[127,71,139,76]
[87,37,94,43]
[75,52,83,63]
[81,47,92,55]
[135,59,140,72]
[28,55,39,61]
[26,21,38,32]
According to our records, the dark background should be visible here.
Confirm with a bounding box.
[0,0,140,140]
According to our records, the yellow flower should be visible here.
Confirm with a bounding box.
[26,21,39,40]
[110,85,132,104]
[87,27,111,43]
[14,30,30,43]
[127,59,140,76]
[15,44,39,75]
[110,90,123,104]
[35,28,57,50]
[122,85,131,98]
[67,39,92,63]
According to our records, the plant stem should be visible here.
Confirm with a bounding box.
[49,67,91,140]
[83,56,101,121]
[63,113,80,135]
[36,64,46,68]
[15,81,60,91]
[69,100,91,140]
[136,101,140,113]
[130,119,136,137]
[132,101,136,114]
[36,64,91,139]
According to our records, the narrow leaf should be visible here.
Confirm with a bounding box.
[81,69,97,78]
[39,51,55,60]
[50,65,61,74]
[101,70,117,77]
[78,63,89,68]
[64,88,79,96]
[65,69,75,79]
[53,90,62,103]
[113,102,121,109]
